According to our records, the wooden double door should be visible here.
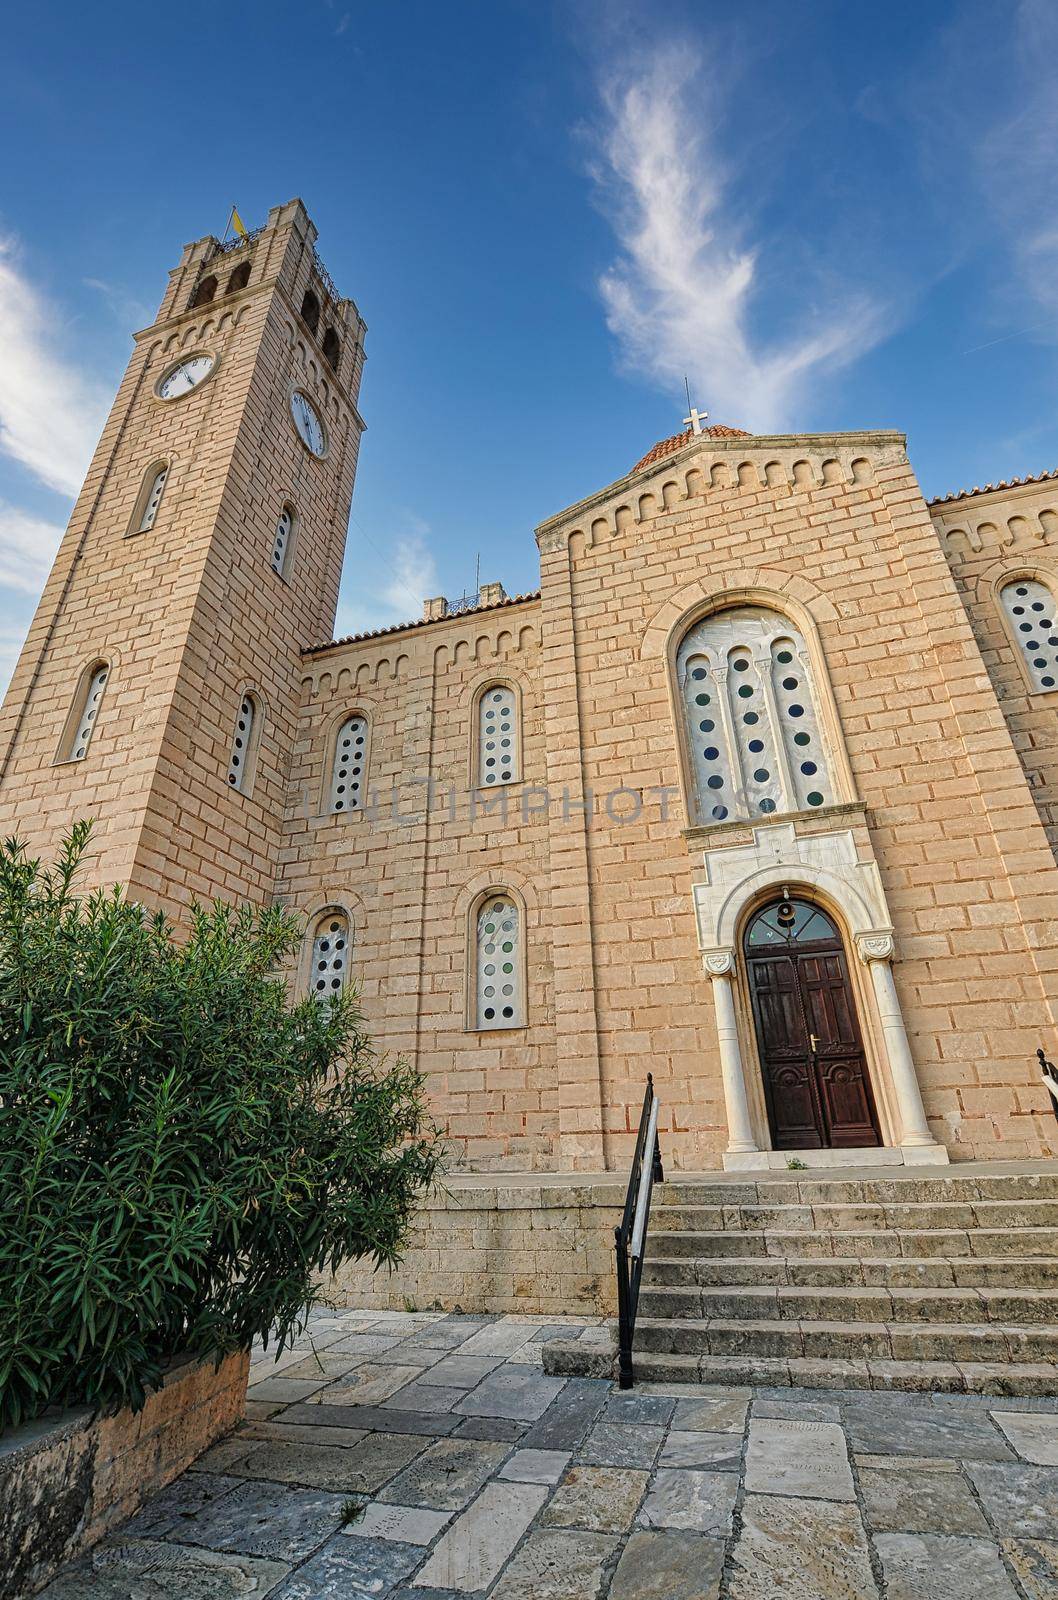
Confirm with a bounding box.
[744,897,881,1151]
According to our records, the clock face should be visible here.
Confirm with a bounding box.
[158,354,214,400]
[291,390,326,457]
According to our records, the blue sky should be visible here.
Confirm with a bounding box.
[1,0,1056,685]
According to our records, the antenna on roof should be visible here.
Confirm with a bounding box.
[475,551,480,601]
[684,374,692,415]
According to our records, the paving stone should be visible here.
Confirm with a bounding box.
[521,1378,609,1450]
[541,1465,648,1532]
[398,1322,484,1350]
[281,1352,366,1381]
[874,1533,1020,1600]
[244,1399,284,1420]
[752,1397,840,1422]
[967,1463,1058,1537]
[186,1436,259,1473]
[497,1448,571,1484]
[575,1421,664,1469]
[727,1494,878,1600]
[607,1529,725,1600]
[1002,1538,1058,1599]
[326,1334,403,1357]
[993,1412,1058,1464]
[490,1528,618,1600]
[372,1344,448,1367]
[531,1324,583,1343]
[845,1407,1016,1461]
[382,1382,464,1414]
[278,1402,458,1436]
[228,1435,425,1494]
[341,1502,452,1544]
[421,1353,503,1387]
[269,1533,421,1598]
[852,1454,961,1473]
[242,1421,370,1450]
[452,1415,526,1442]
[322,1364,426,1406]
[246,1376,328,1403]
[164,1480,348,1563]
[390,1590,462,1600]
[124,1473,241,1537]
[659,1429,742,1471]
[671,1394,748,1432]
[36,1538,290,1599]
[411,1480,548,1591]
[454,1365,566,1422]
[745,1418,855,1501]
[600,1393,676,1427]
[378,1437,509,1510]
[453,1320,545,1356]
[637,1469,738,1536]
[858,1466,989,1534]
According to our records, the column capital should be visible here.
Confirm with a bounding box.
[703,946,737,977]
[855,930,895,965]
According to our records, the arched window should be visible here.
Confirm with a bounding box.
[271,504,295,577]
[472,892,524,1030]
[227,692,259,792]
[130,460,169,534]
[61,660,109,762]
[309,909,351,1001]
[322,328,341,373]
[1000,578,1058,691]
[476,684,520,786]
[328,714,368,813]
[676,606,833,826]
[225,260,251,295]
[300,290,320,335]
[190,274,217,308]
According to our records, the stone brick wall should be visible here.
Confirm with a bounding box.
[325,1177,623,1315]
[0,1348,248,1599]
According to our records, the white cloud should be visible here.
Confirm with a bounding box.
[0,501,64,593]
[0,237,108,496]
[334,529,439,638]
[591,46,887,431]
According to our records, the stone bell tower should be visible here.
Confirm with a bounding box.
[0,199,366,916]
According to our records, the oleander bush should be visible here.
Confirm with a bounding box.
[0,822,443,1430]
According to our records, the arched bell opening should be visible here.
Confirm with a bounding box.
[741,893,882,1151]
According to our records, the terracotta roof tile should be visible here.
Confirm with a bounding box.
[303,589,541,656]
[929,468,1058,506]
[632,424,750,474]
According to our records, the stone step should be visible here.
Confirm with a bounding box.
[649,1227,1058,1260]
[637,1283,1058,1326]
[657,1173,1058,1206]
[652,1200,1058,1234]
[644,1255,1058,1289]
[632,1315,1058,1363]
[623,1349,1058,1397]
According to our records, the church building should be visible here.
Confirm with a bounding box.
[3,197,1057,1196]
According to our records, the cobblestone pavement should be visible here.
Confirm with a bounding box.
[41,1309,1058,1598]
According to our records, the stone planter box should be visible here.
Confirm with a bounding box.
[0,1347,249,1599]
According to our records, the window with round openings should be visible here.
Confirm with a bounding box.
[1000,578,1058,692]
[272,505,295,577]
[63,661,110,761]
[329,714,368,813]
[675,606,836,824]
[227,692,259,793]
[477,684,520,787]
[310,910,350,1002]
[474,894,523,1030]
[132,461,169,534]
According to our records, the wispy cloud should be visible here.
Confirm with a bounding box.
[334,528,439,637]
[0,501,64,593]
[590,45,888,431]
[0,237,108,496]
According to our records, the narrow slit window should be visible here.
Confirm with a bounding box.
[475,894,523,1029]
[227,693,258,791]
[272,505,294,576]
[477,685,520,786]
[1001,579,1058,691]
[329,714,368,812]
[310,911,350,1001]
[65,662,109,761]
[135,462,169,532]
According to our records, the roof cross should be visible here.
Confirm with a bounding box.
[683,405,709,435]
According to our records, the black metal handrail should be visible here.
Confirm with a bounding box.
[1037,1048,1058,1125]
[614,1073,664,1389]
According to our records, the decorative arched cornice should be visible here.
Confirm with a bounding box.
[640,568,840,664]
[453,868,539,922]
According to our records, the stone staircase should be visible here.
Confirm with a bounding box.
[543,1167,1058,1395]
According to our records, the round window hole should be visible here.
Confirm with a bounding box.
[807,791,824,806]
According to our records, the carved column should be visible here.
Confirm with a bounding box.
[703,948,758,1154]
[855,933,936,1148]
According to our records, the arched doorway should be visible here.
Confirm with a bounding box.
[743,895,881,1150]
